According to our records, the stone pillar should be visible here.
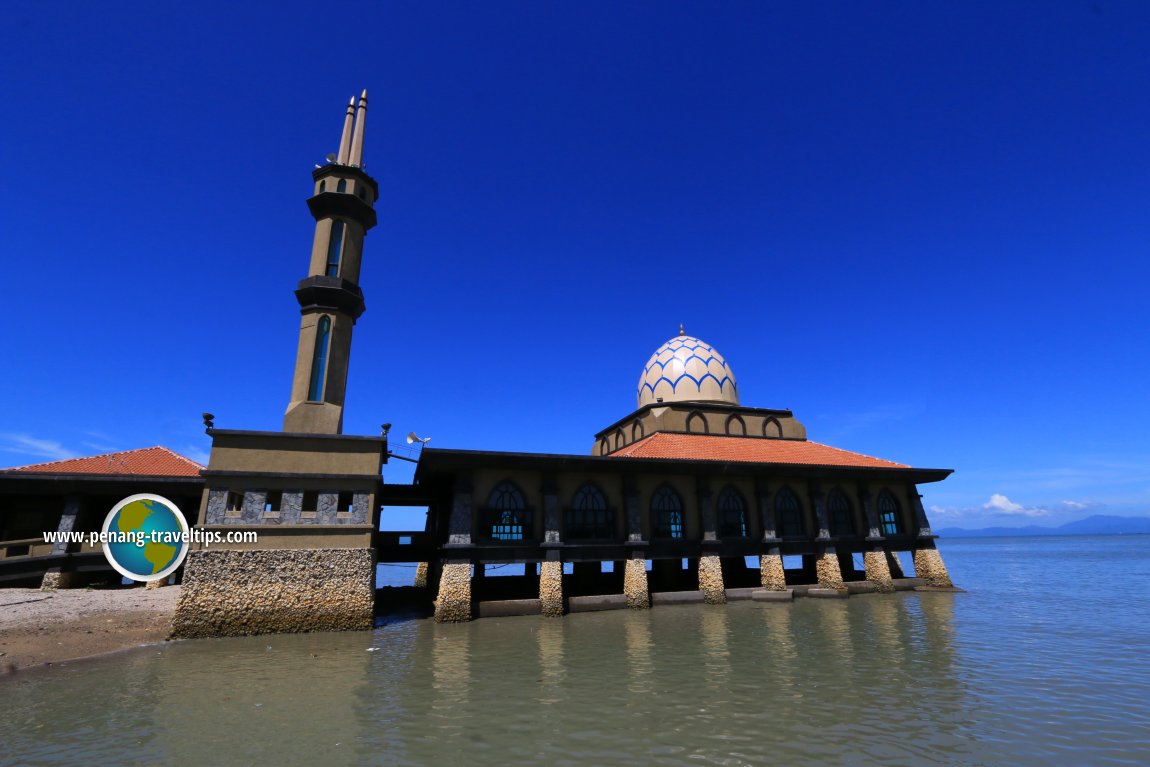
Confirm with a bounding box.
[623,476,643,543]
[542,474,560,544]
[858,486,881,540]
[698,555,726,604]
[913,545,954,588]
[907,486,933,537]
[815,551,846,590]
[623,557,649,609]
[863,549,894,592]
[756,481,787,591]
[756,482,777,542]
[698,477,715,541]
[447,476,473,545]
[434,562,473,622]
[40,495,82,590]
[759,553,787,591]
[539,560,564,616]
[809,484,830,541]
[413,562,429,588]
[40,569,73,590]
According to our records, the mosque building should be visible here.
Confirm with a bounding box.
[0,93,956,632]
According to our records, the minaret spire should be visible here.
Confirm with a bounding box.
[336,96,355,165]
[349,89,367,167]
[284,92,379,434]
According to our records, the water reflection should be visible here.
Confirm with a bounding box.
[699,606,730,689]
[624,612,653,695]
[430,622,471,716]
[535,618,564,703]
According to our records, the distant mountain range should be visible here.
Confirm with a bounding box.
[937,515,1150,538]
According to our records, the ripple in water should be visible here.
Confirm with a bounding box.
[3,535,1149,766]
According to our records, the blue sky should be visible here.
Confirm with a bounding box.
[2,1,1147,528]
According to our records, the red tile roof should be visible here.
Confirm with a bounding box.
[607,432,909,469]
[2,446,204,477]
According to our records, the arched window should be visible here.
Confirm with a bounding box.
[763,417,782,438]
[319,180,326,192]
[567,483,613,540]
[614,429,624,449]
[631,420,645,442]
[651,484,684,539]
[717,486,748,538]
[325,220,346,277]
[687,412,708,434]
[878,490,901,536]
[599,437,609,455]
[336,179,347,193]
[775,486,802,538]
[307,316,332,402]
[485,481,530,541]
[726,415,746,436]
[827,488,854,537]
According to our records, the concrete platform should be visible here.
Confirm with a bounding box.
[568,593,629,612]
[651,590,707,606]
[751,589,794,602]
[846,581,878,595]
[807,587,849,599]
[892,577,925,591]
[476,598,541,618]
[724,587,760,601]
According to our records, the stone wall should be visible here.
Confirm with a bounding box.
[170,548,374,638]
[698,555,727,604]
[759,554,787,591]
[434,562,473,622]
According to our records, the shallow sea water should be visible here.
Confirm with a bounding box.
[3,536,1149,766]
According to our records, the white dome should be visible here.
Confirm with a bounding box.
[637,332,739,408]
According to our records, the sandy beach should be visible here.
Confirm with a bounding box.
[0,586,179,672]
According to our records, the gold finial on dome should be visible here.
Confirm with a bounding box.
[679,323,685,336]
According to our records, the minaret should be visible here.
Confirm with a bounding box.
[284,91,378,434]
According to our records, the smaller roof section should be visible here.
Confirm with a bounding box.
[2,446,204,477]
[608,432,909,469]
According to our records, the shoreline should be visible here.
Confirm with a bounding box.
[0,586,180,673]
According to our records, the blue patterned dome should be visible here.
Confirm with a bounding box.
[637,332,739,408]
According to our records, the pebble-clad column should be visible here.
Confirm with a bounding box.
[698,555,727,604]
[434,562,473,622]
[413,562,429,588]
[757,482,786,590]
[759,553,787,590]
[539,561,564,616]
[815,551,846,590]
[913,546,954,588]
[623,557,649,608]
[863,550,894,592]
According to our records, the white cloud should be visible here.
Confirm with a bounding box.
[0,433,78,462]
[982,493,1048,517]
[983,493,1023,512]
[1060,500,1089,510]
